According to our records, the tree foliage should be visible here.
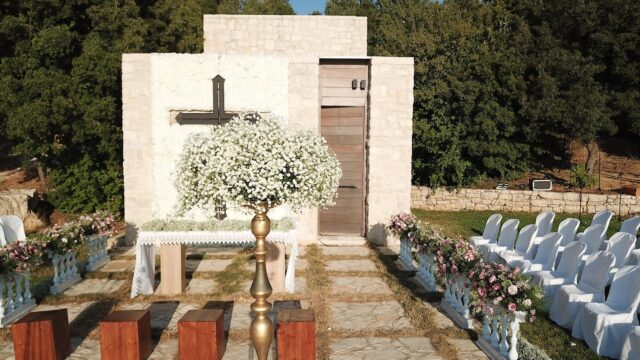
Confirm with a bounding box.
[329,0,640,187]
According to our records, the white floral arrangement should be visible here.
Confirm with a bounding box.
[141,218,295,232]
[175,113,342,214]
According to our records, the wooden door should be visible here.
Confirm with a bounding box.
[319,106,365,235]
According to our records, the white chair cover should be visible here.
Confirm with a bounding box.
[487,224,535,263]
[0,222,6,246]
[606,232,636,284]
[620,216,640,238]
[512,232,562,275]
[535,211,555,238]
[0,215,26,243]
[470,213,502,246]
[499,224,537,265]
[621,326,640,360]
[549,251,616,329]
[629,249,640,266]
[533,242,586,301]
[479,219,519,259]
[572,265,640,358]
[580,224,606,256]
[577,210,614,241]
[557,218,580,246]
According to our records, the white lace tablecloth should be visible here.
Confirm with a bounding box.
[130,230,298,298]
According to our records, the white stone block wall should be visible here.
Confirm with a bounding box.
[412,186,640,215]
[203,15,367,57]
[367,57,414,244]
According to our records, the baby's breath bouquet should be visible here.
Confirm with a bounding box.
[176,113,341,214]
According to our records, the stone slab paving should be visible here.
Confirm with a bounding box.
[230,300,311,331]
[426,302,456,329]
[99,259,135,272]
[63,279,124,296]
[186,278,217,294]
[450,339,490,359]
[187,259,232,272]
[322,246,371,257]
[224,341,276,359]
[330,301,412,331]
[119,301,198,334]
[295,258,308,271]
[331,276,392,295]
[33,301,97,323]
[326,259,378,272]
[331,337,443,360]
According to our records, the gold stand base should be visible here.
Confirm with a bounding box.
[250,211,273,360]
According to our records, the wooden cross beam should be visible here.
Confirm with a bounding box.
[176,75,237,125]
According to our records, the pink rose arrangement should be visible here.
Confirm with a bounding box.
[388,213,419,241]
[0,241,43,277]
[432,236,481,278]
[77,211,117,237]
[39,222,85,255]
[468,262,543,321]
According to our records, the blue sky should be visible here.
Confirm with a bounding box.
[291,0,326,14]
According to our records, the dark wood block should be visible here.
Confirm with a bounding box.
[178,309,225,360]
[100,310,151,360]
[12,309,71,360]
[277,309,316,360]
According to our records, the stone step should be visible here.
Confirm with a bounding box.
[319,235,367,246]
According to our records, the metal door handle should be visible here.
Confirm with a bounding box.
[339,185,358,189]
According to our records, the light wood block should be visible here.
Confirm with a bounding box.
[12,309,71,360]
[266,242,286,293]
[277,309,316,360]
[159,244,186,295]
[178,309,225,360]
[100,310,152,360]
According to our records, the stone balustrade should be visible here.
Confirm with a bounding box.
[478,310,526,360]
[49,251,81,295]
[0,272,36,328]
[86,235,110,272]
[412,186,640,215]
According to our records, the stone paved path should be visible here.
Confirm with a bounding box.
[1,244,487,359]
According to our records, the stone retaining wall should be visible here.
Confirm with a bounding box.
[411,186,640,215]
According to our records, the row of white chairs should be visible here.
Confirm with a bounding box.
[0,214,26,246]
[471,211,640,359]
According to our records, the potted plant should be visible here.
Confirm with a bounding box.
[175,113,341,359]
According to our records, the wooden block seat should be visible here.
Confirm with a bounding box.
[277,309,316,360]
[100,310,151,360]
[11,309,71,360]
[178,309,225,360]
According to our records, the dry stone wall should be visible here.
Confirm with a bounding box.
[412,186,640,215]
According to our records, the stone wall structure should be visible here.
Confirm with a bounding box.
[412,186,640,215]
[122,15,414,245]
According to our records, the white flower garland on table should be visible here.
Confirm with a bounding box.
[175,113,341,213]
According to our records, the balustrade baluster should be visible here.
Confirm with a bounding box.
[71,252,78,277]
[490,314,500,348]
[6,280,15,314]
[0,280,5,321]
[482,314,492,341]
[500,314,509,356]
[14,274,23,308]
[508,317,520,360]
[23,272,32,303]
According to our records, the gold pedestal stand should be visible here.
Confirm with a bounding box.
[250,210,273,360]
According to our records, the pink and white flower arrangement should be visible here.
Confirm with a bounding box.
[0,241,42,277]
[78,211,117,237]
[388,212,419,240]
[39,222,84,255]
[432,236,481,278]
[468,262,543,321]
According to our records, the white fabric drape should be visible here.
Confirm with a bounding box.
[0,215,26,244]
[549,251,616,329]
[130,230,298,298]
[470,213,502,246]
[572,266,640,359]
[512,232,562,275]
[533,241,586,301]
[498,224,538,266]
[478,219,519,260]
[621,326,640,360]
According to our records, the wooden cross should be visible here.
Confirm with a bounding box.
[176,75,237,125]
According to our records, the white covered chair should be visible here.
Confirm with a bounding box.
[621,326,640,360]
[557,218,580,247]
[576,209,614,241]
[511,232,562,276]
[478,219,519,260]
[486,224,536,263]
[605,232,636,282]
[533,241,586,301]
[572,265,640,359]
[0,222,6,246]
[580,224,606,257]
[498,224,538,266]
[549,251,616,329]
[470,213,502,246]
[534,211,555,240]
[0,215,26,243]
[620,216,640,239]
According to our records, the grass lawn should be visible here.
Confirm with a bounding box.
[412,209,616,360]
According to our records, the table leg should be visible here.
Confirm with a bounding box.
[159,244,186,295]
